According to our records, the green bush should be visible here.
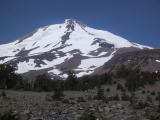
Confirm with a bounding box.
[52,90,64,100]
[52,82,64,100]
[94,86,105,100]
[78,110,96,120]
[0,109,19,120]
[146,95,153,104]
[0,91,6,98]
[106,88,110,92]
[62,98,70,104]
[157,92,160,112]
[112,94,120,101]
[141,90,146,94]
[151,91,156,96]
[77,97,86,102]
[121,92,130,101]
[87,96,93,101]
[117,83,125,92]
[150,113,160,120]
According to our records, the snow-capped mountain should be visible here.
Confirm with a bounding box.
[0,19,152,78]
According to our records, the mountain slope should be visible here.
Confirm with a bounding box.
[0,19,152,78]
[93,49,160,75]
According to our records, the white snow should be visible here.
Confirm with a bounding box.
[132,43,153,49]
[76,71,93,77]
[48,69,62,75]
[85,27,152,49]
[0,19,153,77]
[98,52,107,56]
[16,59,36,73]
[0,57,16,64]
[16,54,73,74]
[76,50,116,77]
[0,19,152,57]
[156,60,160,63]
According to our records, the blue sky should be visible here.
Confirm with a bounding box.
[0,0,160,48]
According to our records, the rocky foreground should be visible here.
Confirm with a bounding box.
[0,90,159,120]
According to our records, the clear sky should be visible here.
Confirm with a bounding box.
[0,0,160,48]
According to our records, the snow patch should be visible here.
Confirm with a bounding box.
[156,60,160,63]
[76,50,116,77]
[0,57,16,64]
[16,59,36,73]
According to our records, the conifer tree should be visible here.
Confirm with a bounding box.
[158,92,160,112]
[0,64,20,89]
[65,70,78,90]
[95,85,105,100]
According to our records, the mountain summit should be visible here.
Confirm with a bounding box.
[0,19,152,78]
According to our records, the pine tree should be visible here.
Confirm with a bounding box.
[95,85,105,100]
[125,71,140,92]
[34,74,51,91]
[158,92,160,112]
[0,64,20,89]
[129,92,139,108]
[116,65,129,78]
[52,81,64,100]
[65,70,78,90]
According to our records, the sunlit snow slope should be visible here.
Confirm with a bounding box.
[0,19,152,78]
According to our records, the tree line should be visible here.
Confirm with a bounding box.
[0,64,160,92]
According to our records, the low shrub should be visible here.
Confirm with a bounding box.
[78,110,96,120]
[77,97,86,102]
[0,109,19,120]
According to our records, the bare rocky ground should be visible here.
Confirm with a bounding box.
[0,89,159,120]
